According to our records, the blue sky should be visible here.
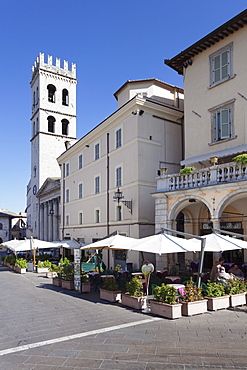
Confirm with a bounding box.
[1,1,246,214]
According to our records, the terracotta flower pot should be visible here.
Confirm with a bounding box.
[121,293,146,310]
[99,288,122,302]
[182,300,208,316]
[204,296,230,311]
[150,300,182,319]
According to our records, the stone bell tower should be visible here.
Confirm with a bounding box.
[26,53,77,238]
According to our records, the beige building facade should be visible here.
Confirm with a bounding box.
[154,10,247,271]
[57,79,184,270]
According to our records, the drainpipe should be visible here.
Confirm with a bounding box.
[106,133,110,267]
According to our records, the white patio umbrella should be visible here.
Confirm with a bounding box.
[130,233,199,255]
[189,233,247,252]
[2,238,57,252]
[52,240,81,249]
[80,234,138,251]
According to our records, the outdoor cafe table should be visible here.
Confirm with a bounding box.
[131,272,144,277]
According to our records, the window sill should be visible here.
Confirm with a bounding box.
[208,135,237,146]
[208,74,236,89]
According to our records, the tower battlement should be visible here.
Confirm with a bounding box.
[32,53,76,79]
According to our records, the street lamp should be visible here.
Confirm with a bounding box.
[113,188,132,214]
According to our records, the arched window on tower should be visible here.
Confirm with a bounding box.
[48,116,55,133]
[33,121,36,136]
[47,84,56,103]
[62,89,69,106]
[62,119,69,135]
[36,87,39,105]
[33,91,35,108]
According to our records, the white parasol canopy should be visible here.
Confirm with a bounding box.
[2,238,57,252]
[130,233,199,255]
[189,233,247,252]
[80,234,138,250]
[52,240,81,249]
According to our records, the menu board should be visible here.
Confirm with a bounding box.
[74,249,81,292]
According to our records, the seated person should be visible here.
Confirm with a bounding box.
[228,264,244,277]
[217,266,234,281]
[210,257,224,281]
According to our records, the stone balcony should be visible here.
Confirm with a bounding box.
[157,162,247,192]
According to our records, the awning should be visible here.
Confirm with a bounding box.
[181,144,247,166]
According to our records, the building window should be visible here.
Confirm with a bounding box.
[95,143,100,160]
[66,215,69,226]
[33,91,35,108]
[78,154,83,169]
[116,128,122,148]
[65,163,69,176]
[78,183,83,199]
[116,167,122,187]
[33,121,36,136]
[47,84,56,102]
[95,209,100,223]
[0,223,2,230]
[62,89,69,106]
[116,205,122,221]
[62,119,69,135]
[66,189,69,203]
[79,212,83,225]
[95,176,100,194]
[209,100,234,142]
[210,43,233,86]
[48,116,55,133]
[33,166,37,178]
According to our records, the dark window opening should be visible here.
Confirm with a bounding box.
[62,119,69,135]
[47,84,56,103]
[62,89,69,106]
[48,116,55,133]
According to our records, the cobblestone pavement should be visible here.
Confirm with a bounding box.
[0,264,247,369]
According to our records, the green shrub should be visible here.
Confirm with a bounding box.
[126,276,143,297]
[205,282,225,297]
[102,277,119,291]
[59,257,70,266]
[180,167,195,175]
[233,154,247,165]
[15,258,27,269]
[183,277,203,302]
[61,264,74,281]
[154,284,177,304]
[225,279,247,295]
[37,260,52,268]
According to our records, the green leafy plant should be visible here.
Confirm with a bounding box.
[154,284,177,304]
[183,277,203,302]
[61,264,74,281]
[81,273,89,283]
[59,257,71,266]
[125,276,143,297]
[179,167,195,175]
[225,279,247,295]
[37,260,52,268]
[49,263,62,277]
[38,253,52,261]
[102,277,119,291]
[205,282,226,297]
[233,154,247,165]
[5,255,16,265]
[114,264,122,271]
[15,258,27,269]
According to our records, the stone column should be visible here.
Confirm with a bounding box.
[48,201,54,242]
[40,203,44,240]
[44,202,48,241]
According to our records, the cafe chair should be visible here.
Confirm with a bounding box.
[173,278,181,284]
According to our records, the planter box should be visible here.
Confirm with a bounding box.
[15,266,27,274]
[47,271,57,278]
[61,280,74,290]
[205,296,230,311]
[99,288,122,302]
[37,267,50,273]
[81,282,91,293]
[182,299,208,316]
[52,277,62,287]
[230,293,246,307]
[121,293,146,310]
[150,300,182,319]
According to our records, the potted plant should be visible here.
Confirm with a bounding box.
[61,263,74,290]
[81,273,91,293]
[100,277,122,302]
[37,260,52,273]
[149,284,182,319]
[233,154,247,165]
[204,282,230,311]
[182,278,208,316]
[179,166,195,175]
[226,279,247,307]
[14,258,27,274]
[121,276,146,310]
[51,264,63,286]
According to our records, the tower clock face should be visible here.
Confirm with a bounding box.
[33,185,37,195]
